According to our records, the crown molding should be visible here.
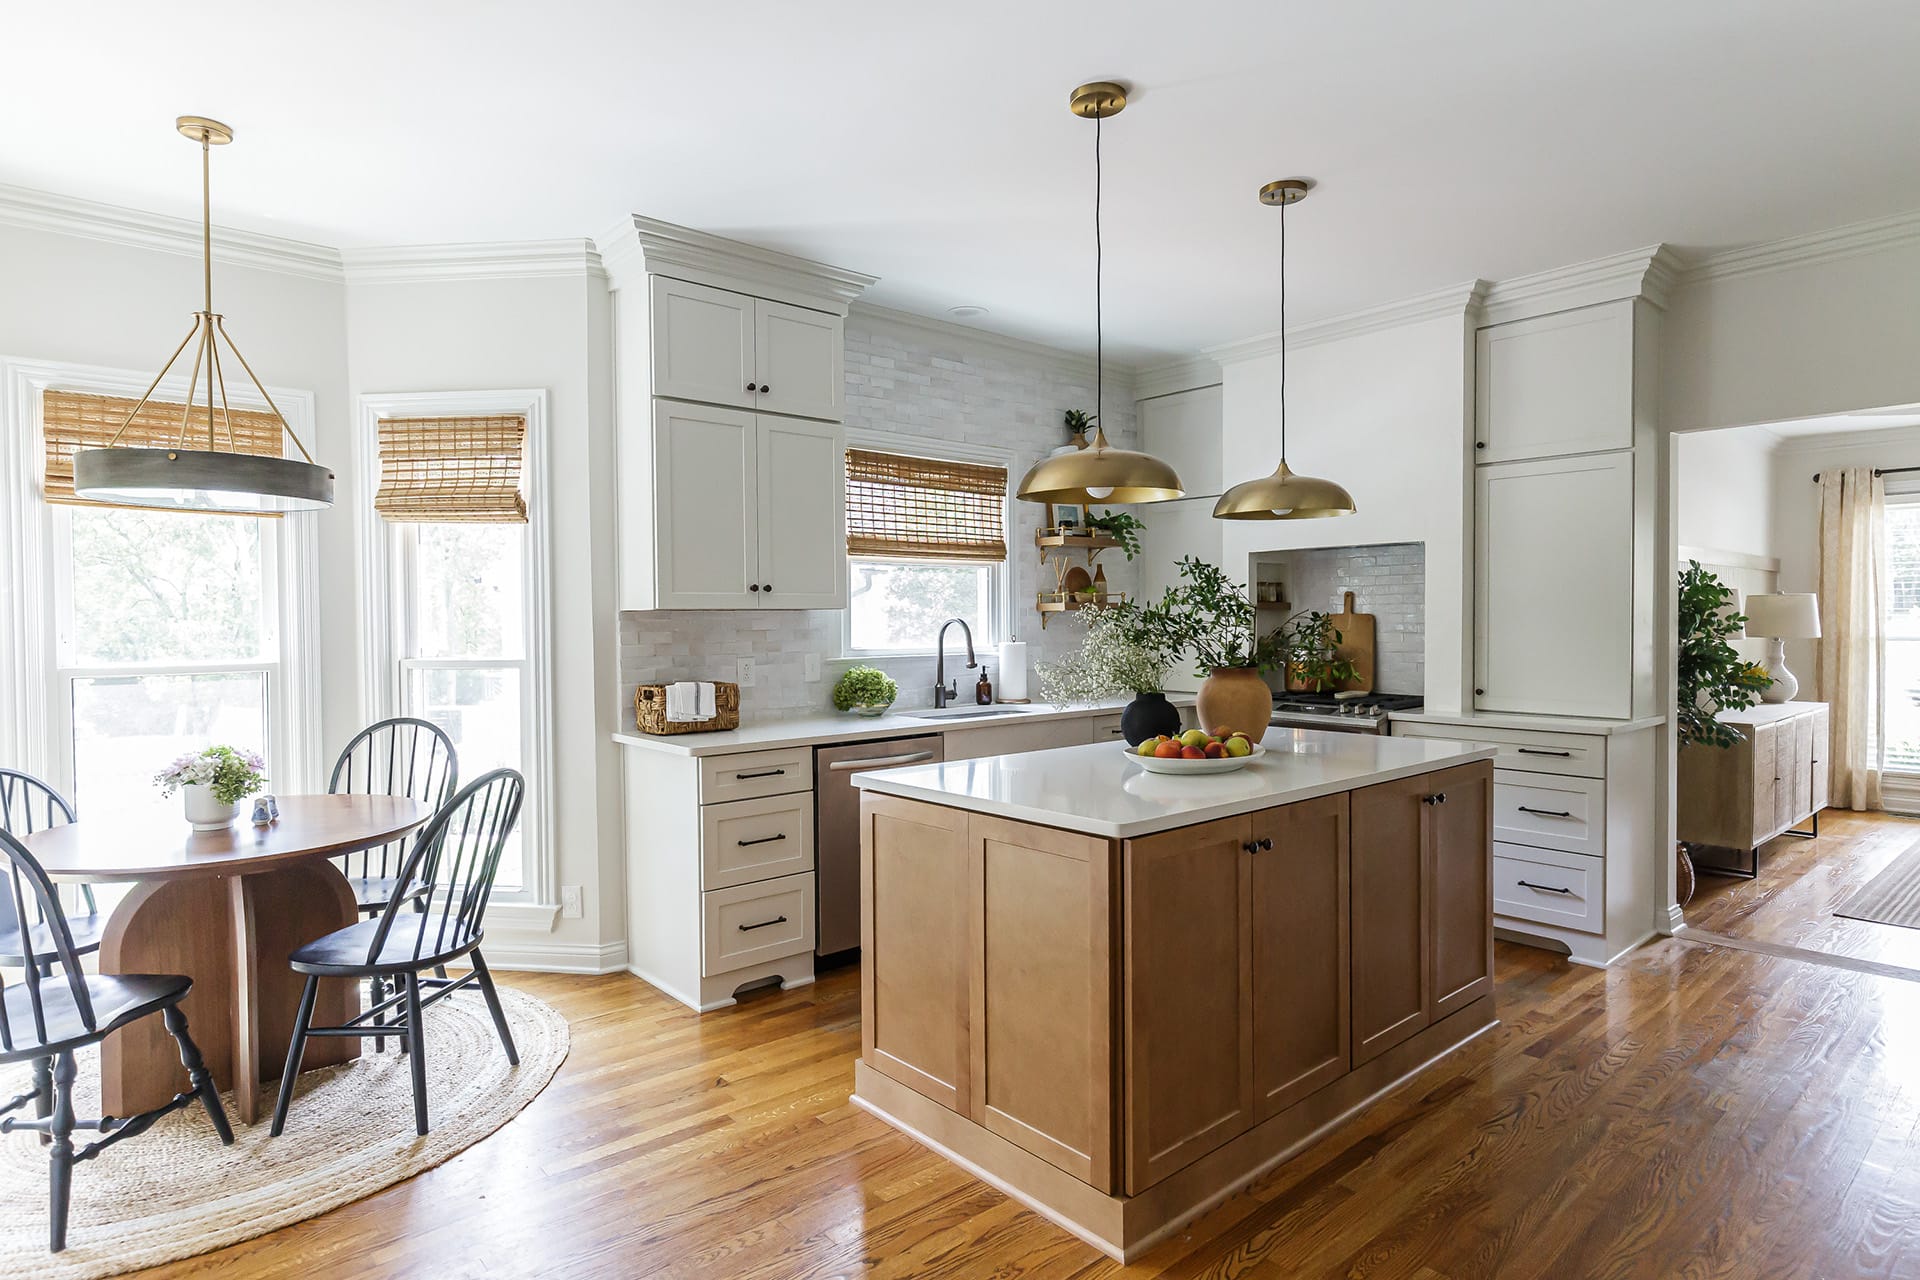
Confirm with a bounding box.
[1767,422,1920,458]
[596,214,877,314]
[1205,279,1486,366]
[1132,355,1221,401]
[1681,207,1920,287]
[341,239,605,284]
[1476,244,1683,326]
[848,302,1121,386]
[0,182,344,282]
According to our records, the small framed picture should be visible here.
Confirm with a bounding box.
[1050,502,1086,534]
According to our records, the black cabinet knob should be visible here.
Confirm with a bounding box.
[760,383,770,393]
[749,584,760,592]
[763,583,772,593]
[1475,441,1486,450]
[746,380,757,391]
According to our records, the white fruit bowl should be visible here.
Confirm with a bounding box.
[1122,741,1265,775]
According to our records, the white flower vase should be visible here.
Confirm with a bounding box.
[183,783,240,831]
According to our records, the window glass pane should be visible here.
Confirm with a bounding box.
[848,558,996,652]
[408,665,522,889]
[70,672,268,814]
[410,524,524,660]
[1885,503,1920,770]
[67,508,267,664]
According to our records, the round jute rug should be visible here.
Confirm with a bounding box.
[0,984,568,1279]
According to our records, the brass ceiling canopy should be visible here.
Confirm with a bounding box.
[72,115,335,512]
[1214,178,1356,521]
[1017,82,1184,506]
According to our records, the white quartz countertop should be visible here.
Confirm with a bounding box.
[612,695,1195,757]
[852,729,1496,839]
[1391,709,1667,736]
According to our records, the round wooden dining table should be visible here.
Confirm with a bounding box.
[20,794,433,1126]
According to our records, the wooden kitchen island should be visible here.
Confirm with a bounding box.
[850,730,1497,1261]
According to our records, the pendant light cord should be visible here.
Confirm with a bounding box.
[1278,191,1287,460]
[1094,112,1103,440]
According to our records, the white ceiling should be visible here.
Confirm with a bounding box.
[5,1,1920,363]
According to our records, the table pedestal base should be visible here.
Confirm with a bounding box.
[99,863,361,1125]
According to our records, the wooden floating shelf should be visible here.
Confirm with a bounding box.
[1036,531,1122,551]
[1035,591,1127,628]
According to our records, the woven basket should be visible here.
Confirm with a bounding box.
[634,682,741,735]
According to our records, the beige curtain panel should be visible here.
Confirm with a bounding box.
[41,390,284,506]
[1816,466,1886,811]
[375,415,528,523]
[846,448,1008,562]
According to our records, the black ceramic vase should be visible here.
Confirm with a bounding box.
[1120,690,1183,746]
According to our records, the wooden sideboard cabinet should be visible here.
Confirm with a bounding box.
[1678,701,1828,870]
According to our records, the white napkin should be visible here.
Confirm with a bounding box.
[664,682,701,723]
[695,681,716,719]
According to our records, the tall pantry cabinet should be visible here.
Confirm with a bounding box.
[599,216,877,612]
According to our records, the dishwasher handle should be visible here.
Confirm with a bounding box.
[828,750,937,771]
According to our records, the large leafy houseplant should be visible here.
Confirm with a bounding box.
[1083,508,1145,560]
[1142,557,1284,677]
[1677,561,1772,749]
[1273,610,1359,692]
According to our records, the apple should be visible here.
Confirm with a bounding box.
[1223,736,1252,758]
[1136,739,1159,757]
[1154,740,1184,759]
[1180,744,1206,759]
[1179,729,1210,748]
[1203,741,1228,759]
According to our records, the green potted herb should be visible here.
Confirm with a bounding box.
[832,665,899,717]
[1083,508,1145,560]
[1274,610,1360,693]
[1141,557,1284,742]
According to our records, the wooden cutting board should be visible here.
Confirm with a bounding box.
[1329,591,1376,693]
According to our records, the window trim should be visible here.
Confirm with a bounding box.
[355,389,555,922]
[2,355,321,793]
[840,431,1013,659]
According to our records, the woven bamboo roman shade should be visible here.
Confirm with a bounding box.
[846,448,1008,562]
[375,415,528,523]
[41,390,284,506]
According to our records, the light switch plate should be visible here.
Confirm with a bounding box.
[737,657,757,687]
[803,653,821,682]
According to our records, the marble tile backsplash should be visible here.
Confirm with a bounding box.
[1253,543,1425,695]
[617,315,1142,723]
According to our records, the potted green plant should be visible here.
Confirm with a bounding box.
[154,745,268,830]
[1083,508,1145,560]
[1081,602,1184,743]
[1141,557,1284,743]
[1674,561,1774,900]
[1274,610,1360,693]
[832,665,899,717]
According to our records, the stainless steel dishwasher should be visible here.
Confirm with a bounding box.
[814,735,943,957]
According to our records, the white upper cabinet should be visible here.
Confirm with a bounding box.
[652,278,758,410]
[1138,384,1224,495]
[1475,300,1635,464]
[756,417,847,609]
[653,403,760,609]
[1474,452,1636,718]
[755,300,843,421]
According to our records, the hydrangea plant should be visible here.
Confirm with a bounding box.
[833,665,899,711]
[155,745,268,806]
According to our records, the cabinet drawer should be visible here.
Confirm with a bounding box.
[702,872,815,976]
[1493,770,1604,856]
[700,793,815,890]
[699,747,812,804]
[1494,843,1603,934]
[1089,713,1129,742]
[1393,721,1606,779]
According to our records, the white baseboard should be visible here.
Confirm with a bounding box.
[483,938,628,974]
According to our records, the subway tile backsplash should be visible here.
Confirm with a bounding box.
[1254,543,1425,695]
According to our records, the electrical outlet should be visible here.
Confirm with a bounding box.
[803,652,821,682]
[561,885,583,919]
[737,657,757,687]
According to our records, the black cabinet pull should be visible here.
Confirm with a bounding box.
[1475,441,1486,450]
[1516,805,1573,818]
[1517,880,1573,895]
[1241,837,1275,854]
[736,833,788,847]
[760,383,770,393]
[1517,748,1573,758]
[734,768,786,780]
[1422,793,1447,806]
[1258,837,1273,851]
[746,380,758,391]
[738,915,788,932]
[763,583,773,592]
[750,583,761,592]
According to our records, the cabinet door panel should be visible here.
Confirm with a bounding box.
[1123,816,1253,1194]
[1792,713,1815,825]
[970,816,1114,1191]
[754,300,843,421]
[1750,722,1781,840]
[756,416,847,609]
[1251,795,1350,1121]
[1811,707,1830,813]
[651,277,756,409]
[1475,300,1634,463]
[653,402,758,608]
[861,795,972,1113]
[1351,775,1430,1066]
[1428,762,1494,1021]
[1475,452,1635,717]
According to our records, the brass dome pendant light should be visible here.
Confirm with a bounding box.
[1213,179,1355,521]
[72,117,334,512]
[1015,82,1183,506]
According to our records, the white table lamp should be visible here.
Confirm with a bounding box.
[1743,592,1820,704]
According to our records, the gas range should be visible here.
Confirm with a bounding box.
[1268,692,1423,735]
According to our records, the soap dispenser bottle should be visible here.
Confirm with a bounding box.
[975,666,993,705]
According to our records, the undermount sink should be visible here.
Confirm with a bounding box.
[902,705,1042,721]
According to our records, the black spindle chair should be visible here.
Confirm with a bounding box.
[271,768,524,1138]
[0,769,100,978]
[0,828,232,1253]
[327,718,459,917]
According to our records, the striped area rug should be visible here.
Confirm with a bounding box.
[1835,840,1920,930]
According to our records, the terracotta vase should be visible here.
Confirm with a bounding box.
[1196,667,1272,744]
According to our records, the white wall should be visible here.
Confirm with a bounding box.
[1217,312,1474,713]
[1674,426,1780,560]
[346,272,622,970]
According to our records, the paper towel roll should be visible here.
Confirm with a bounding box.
[996,639,1029,702]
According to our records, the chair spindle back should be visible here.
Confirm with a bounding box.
[327,719,458,886]
[0,829,92,1054]
[0,768,89,931]
[369,769,522,968]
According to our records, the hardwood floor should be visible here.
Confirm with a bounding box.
[1688,807,1920,972]
[119,930,1920,1280]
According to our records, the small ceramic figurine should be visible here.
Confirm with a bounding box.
[251,796,273,826]
[267,794,280,820]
